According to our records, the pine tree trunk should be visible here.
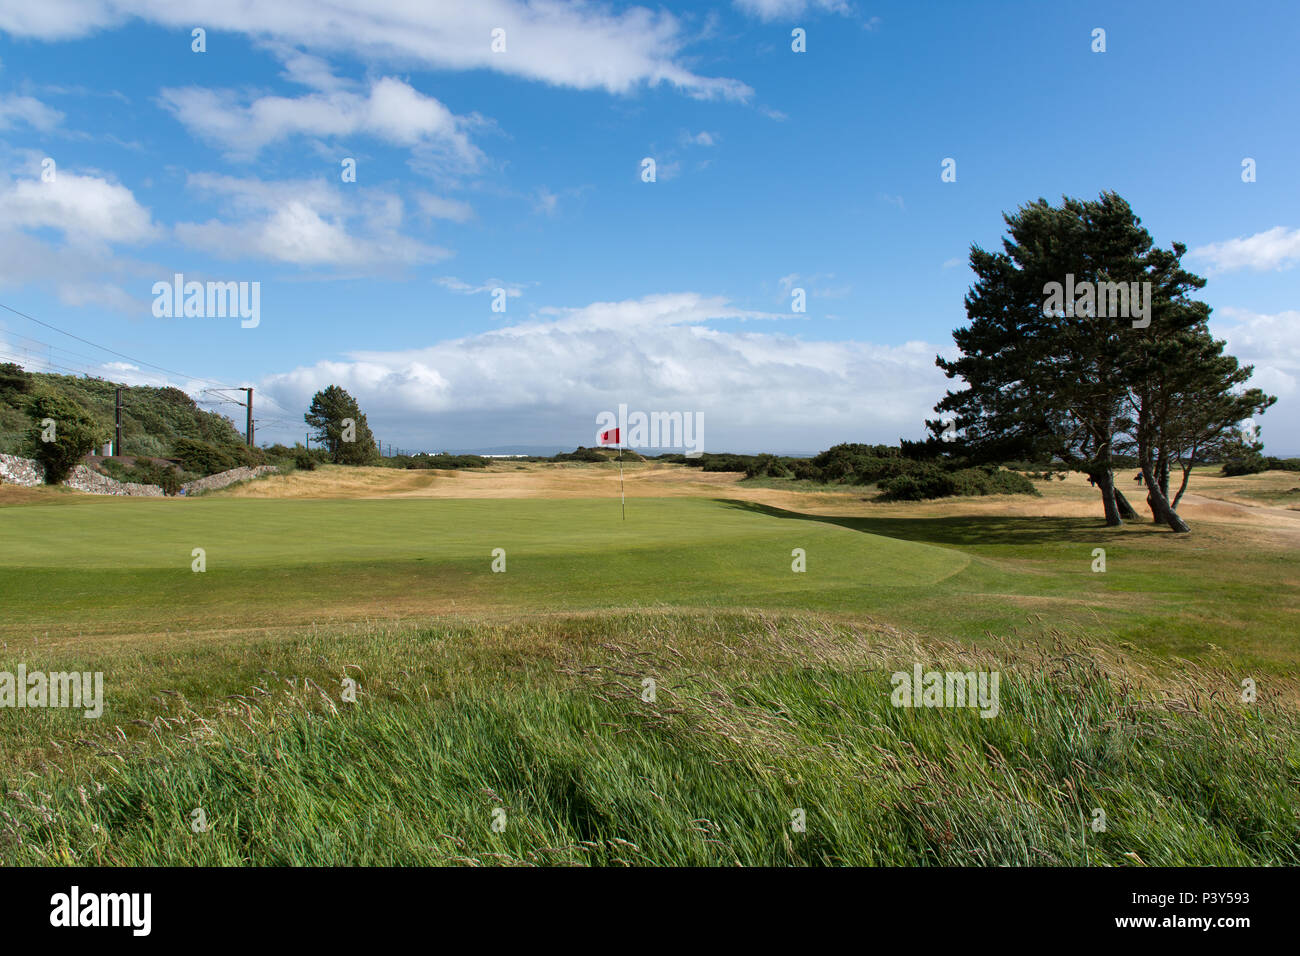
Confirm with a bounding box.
[1095,470,1123,526]
[1171,464,1192,511]
[1113,486,1140,520]
[1140,461,1190,533]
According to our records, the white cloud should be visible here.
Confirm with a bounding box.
[417,193,474,223]
[260,292,948,451]
[777,272,850,299]
[1191,226,1300,274]
[532,186,559,216]
[0,93,63,130]
[3,1,751,101]
[733,0,852,21]
[159,77,484,170]
[173,173,449,269]
[0,166,159,244]
[435,276,524,297]
[1211,306,1300,451]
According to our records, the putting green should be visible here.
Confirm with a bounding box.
[0,495,969,637]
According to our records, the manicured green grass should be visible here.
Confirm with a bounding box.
[3,613,1296,866]
[2,494,1295,674]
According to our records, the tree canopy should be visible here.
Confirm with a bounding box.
[304,385,379,465]
[932,192,1275,533]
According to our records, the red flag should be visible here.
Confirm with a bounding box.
[598,427,621,446]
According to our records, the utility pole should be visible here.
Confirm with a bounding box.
[114,387,123,456]
[244,387,254,447]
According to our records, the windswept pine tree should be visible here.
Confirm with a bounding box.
[305,385,380,465]
[932,192,1274,532]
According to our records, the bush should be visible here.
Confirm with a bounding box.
[173,437,237,476]
[878,464,1038,501]
[101,458,186,495]
[877,472,956,501]
[25,389,104,484]
[554,447,606,463]
[293,448,318,471]
[1222,456,1267,477]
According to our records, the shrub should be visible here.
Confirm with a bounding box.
[878,464,1038,501]
[173,437,237,475]
[554,447,606,463]
[25,388,104,484]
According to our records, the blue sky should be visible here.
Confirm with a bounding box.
[0,0,1296,453]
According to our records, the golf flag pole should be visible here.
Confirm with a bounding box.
[599,425,625,520]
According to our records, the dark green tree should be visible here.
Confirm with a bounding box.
[934,193,1159,524]
[1124,322,1275,523]
[304,385,379,465]
[932,191,1268,532]
[25,387,105,484]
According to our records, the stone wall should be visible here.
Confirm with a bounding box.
[180,465,280,495]
[2,453,280,497]
[0,453,45,487]
[64,464,164,497]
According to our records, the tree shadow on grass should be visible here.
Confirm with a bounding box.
[714,498,1168,547]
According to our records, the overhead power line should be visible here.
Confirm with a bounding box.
[0,300,239,390]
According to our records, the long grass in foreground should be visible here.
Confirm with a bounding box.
[2,612,1297,865]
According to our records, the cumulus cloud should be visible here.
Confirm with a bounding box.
[2,0,751,101]
[259,292,949,451]
[1211,306,1300,451]
[0,166,159,245]
[733,0,852,21]
[1191,226,1300,274]
[159,77,485,170]
[0,93,64,130]
[174,173,449,269]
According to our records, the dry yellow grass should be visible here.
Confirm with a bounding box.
[209,461,1300,546]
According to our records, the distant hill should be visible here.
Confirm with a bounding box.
[0,364,248,461]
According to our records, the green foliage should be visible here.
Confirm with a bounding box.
[1219,435,1268,476]
[171,437,267,476]
[0,368,250,464]
[878,464,1039,501]
[24,388,104,483]
[553,446,606,462]
[173,437,236,475]
[386,453,489,470]
[99,458,187,495]
[305,385,379,465]
[0,362,32,399]
[1221,451,1268,476]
